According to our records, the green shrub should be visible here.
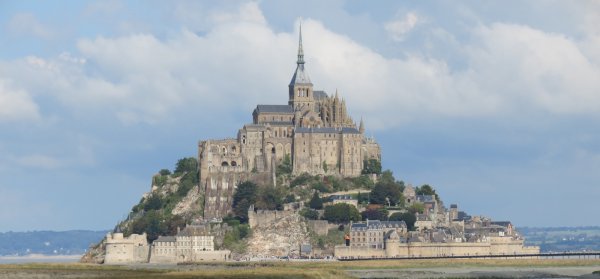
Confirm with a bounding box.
[323,204,361,223]
[300,208,319,220]
[290,173,312,188]
[144,194,163,211]
[174,157,197,174]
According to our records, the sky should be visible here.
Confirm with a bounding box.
[1,1,599,231]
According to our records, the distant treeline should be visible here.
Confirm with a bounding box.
[518,226,600,253]
[0,230,108,256]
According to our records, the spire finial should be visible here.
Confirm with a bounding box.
[359,117,365,134]
[297,22,305,65]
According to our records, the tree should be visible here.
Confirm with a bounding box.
[389,212,417,231]
[256,186,284,210]
[356,191,369,205]
[232,181,258,223]
[277,154,292,176]
[174,157,198,174]
[408,203,425,214]
[159,169,171,176]
[416,184,439,202]
[361,208,389,221]
[362,159,382,175]
[369,170,405,206]
[300,208,319,220]
[144,194,163,211]
[322,161,328,173]
[323,204,361,223]
[309,192,323,209]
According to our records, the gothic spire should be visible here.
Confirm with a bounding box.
[359,117,365,134]
[297,23,305,65]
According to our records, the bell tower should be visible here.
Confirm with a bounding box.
[289,24,314,111]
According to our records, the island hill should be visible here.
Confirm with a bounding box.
[82,27,539,264]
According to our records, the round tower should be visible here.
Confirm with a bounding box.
[385,230,400,257]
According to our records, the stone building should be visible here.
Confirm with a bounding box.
[349,220,407,249]
[149,223,230,263]
[200,27,381,219]
[104,232,149,264]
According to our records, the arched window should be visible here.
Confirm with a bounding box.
[221,161,229,166]
[231,161,237,166]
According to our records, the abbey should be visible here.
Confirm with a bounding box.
[199,27,381,219]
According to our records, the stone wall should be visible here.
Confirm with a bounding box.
[104,233,149,264]
[335,239,540,259]
[248,205,297,229]
[150,248,230,263]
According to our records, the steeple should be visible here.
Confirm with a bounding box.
[297,23,304,65]
[289,23,313,110]
[359,118,365,134]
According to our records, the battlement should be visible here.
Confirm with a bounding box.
[106,232,148,246]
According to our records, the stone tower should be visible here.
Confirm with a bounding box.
[288,24,314,111]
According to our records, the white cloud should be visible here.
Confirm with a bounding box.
[7,13,53,39]
[385,12,419,42]
[467,23,600,114]
[1,3,599,131]
[0,79,40,122]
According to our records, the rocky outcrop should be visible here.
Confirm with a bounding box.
[171,185,202,217]
[244,211,309,258]
[79,239,106,264]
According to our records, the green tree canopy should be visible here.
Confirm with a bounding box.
[299,208,319,220]
[362,159,382,175]
[361,208,389,221]
[276,154,292,176]
[408,203,425,214]
[369,170,405,206]
[309,192,323,209]
[389,212,417,231]
[174,157,198,174]
[256,186,284,210]
[232,181,258,223]
[323,204,361,223]
[415,184,439,202]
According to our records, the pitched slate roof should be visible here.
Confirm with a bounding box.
[154,236,176,242]
[295,127,360,134]
[254,105,294,114]
[314,90,328,100]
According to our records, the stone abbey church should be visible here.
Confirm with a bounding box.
[199,28,381,219]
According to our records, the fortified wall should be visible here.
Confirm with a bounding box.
[104,233,149,264]
[334,239,540,259]
[247,205,298,229]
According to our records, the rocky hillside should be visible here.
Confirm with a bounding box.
[244,212,310,259]
[81,158,205,263]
